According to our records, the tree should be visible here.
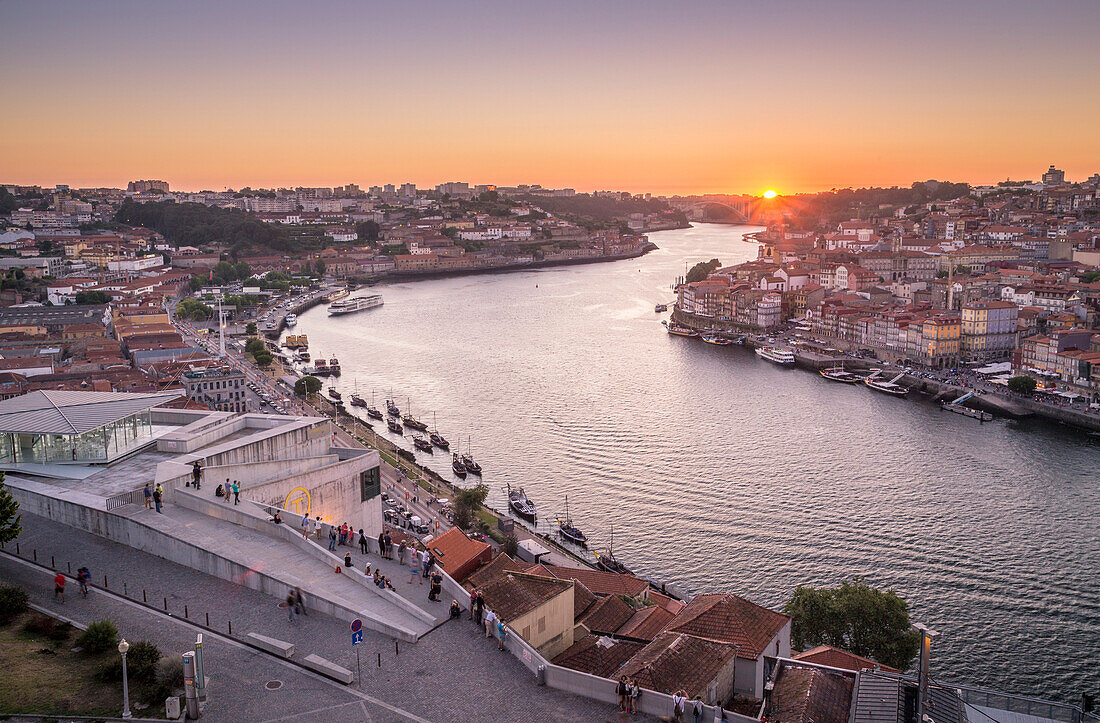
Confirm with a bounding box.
[355,220,381,242]
[176,297,213,321]
[784,580,921,671]
[0,475,22,545]
[74,291,110,305]
[0,188,16,215]
[452,483,488,530]
[295,375,322,397]
[685,258,722,283]
[254,351,273,367]
[246,322,257,335]
[1007,375,1037,394]
[313,259,326,275]
[244,337,265,356]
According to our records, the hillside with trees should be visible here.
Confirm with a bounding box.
[114,200,307,255]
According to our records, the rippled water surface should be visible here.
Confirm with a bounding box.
[296,224,1099,700]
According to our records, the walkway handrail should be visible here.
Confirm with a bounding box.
[105,486,145,511]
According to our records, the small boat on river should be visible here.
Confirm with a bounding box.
[864,370,909,396]
[664,320,700,338]
[595,524,631,574]
[506,484,537,520]
[819,366,864,384]
[701,334,733,346]
[451,453,468,478]
[556,496,587,546]
[413,436,433,452]
[386,417,404,434]
[430,413,449,449]
[461,437,482,475]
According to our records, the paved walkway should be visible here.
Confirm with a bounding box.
[115,496,435,638]
[9,513,643,722]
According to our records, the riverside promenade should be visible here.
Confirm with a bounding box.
[5,512,641,722]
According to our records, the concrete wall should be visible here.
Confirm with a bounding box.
[205,456,338,491]
[10,482,422,641]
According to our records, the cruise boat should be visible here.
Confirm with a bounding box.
[328,294,383,316]
[864,371,909,396]
[327,288,350,303]
[701,334,733,346]
[328,356,341,376]
[451,453,468,478]
[819,366,864,384]
[284,313,297,326]
[506,484,537,520]
[755,346,796,365]
[285,334,308,349]
[654,303,668,313]
[663,320,700,338]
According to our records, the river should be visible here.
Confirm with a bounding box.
[290,223,1099,701]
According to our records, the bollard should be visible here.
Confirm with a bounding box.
[395,640,399,656]
[67,561,71,574]
[14,542,18,555]
[104,574,108,589]
[194,634,206,701]
[164,597,167,611]
[51,555,55,568]
[378,652,381,668]
[206,612,210,626]
[143,589,147,603]
[228,620,232,635]
[33,549,36,562]
[124,582,127,597]
[185,605,189,619]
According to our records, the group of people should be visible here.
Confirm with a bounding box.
[142,483,165,513]
[670,690,711,723]
[617,677,642,713]
[52,566,91,603]
[215,479,240,505]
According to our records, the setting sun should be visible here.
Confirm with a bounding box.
[762,189,778,199]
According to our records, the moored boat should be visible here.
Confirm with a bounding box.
[461,437,482,475]
[328,294,383,315]
[386,397,402,417]
[284,313,297,326]
[663,320,700,338]
[595,525,630,574]
[386,417,404,434]
[328,356,341,376]
[402,400,428,431]
[701,334,733,346]
[413,436,433,452]
[819,366,864,384]
[451,453,468,478]
[755,346,796,365]
[864,371,909,396]
[327,386,341,401]
[506,484,537,520]
[366,389,384,419]
[556,496,587,546]
[313,358,331,376]
[655,303,668,313]
[430,413,449,449]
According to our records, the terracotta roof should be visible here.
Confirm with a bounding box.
[573,580,598,621]
[648,590,687,615]
[793,645,899,673]
[767,663,855,723]
[617,605,676,641]
[615,632,739,698]
[552,634,647,679]
[475,571,573,624]
[542,564,649,598]
[664,592,790,659]
[425,527,490,582]
[578,594,636,635]
[463,552,523,591]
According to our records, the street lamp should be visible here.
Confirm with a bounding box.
[118,638,132,719]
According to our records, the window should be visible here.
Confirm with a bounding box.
[538,617,546,633]
[360,466,380,502]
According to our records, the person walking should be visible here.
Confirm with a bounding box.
[77,566,90,598]
[152,485,163,514]
[143,483,152,510]
[232,481,240,505]
[301,514,311,539]
[671,690,687,723]
[692,697,704,723]
[328,526,338,551]
[294,586,308,616]
[53,571,66,602]
[397,540,407,566]
[286,590,298,625]
[358,528,368,554]
[224,478,232,503]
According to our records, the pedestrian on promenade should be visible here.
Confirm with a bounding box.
[294,586,308,616]
[469,590,477,620]
[152,485,163,514]
[383,531,392,559]
[422,551,433,582]
[190,460,202,489]
[315,517,324,540]
[428,570,442,601]
[232,481,239,505]
[449,599,461,619]
[484,609,496,639]
[630,679,640,714]
[358,529,368,554]
[474,592,485,625]
[77,566,90,597]
[397,540,407,565]
[224,478,231,504]
[286,590,298,624]
[344,551,353,568]
[301,515,311,539]
[671,690,687,723]
[377,531,385,557]
[328,526,338,551]
[406,553,420,584]
[617,677,630,711]
[496,618,506,651]
[143,483,152,509]
[53,572,66,602]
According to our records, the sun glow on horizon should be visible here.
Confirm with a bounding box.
[762,189,778,199]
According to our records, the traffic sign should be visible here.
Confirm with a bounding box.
[351,618,362,633]
[352,630,363,646]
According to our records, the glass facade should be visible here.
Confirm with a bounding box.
[0,410,174,464]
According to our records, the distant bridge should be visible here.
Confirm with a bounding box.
[671,199,752,223]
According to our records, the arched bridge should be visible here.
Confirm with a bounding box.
[672,199,751,223]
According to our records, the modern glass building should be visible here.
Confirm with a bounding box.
[0,390,182,465]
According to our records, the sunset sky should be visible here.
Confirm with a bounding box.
[2,0,1099,195]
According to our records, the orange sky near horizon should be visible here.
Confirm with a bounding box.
[2,1,1099,195]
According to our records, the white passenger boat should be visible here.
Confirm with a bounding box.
[755,347,796,365]
[328,294,383,315]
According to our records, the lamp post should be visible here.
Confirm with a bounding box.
[118,638,132,720]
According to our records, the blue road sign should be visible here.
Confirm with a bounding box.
[351,618,362,633]
[352,630,363,646]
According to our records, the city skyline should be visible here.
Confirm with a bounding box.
[2,1,1099,194]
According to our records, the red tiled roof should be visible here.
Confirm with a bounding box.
[552,634,647,679]
[793,645,899,673]
[617,605,676,641]
[578,594,635,635]
[615,632,739,698]
[463,552,523,591]
[664,592,789,659]
[767,663,855,723]
[475,571,573,624]
[425,527,491,582]
[542,564,649,598]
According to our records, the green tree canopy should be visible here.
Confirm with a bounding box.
[452,483,488,530]
[295,375,322,396]
[0,475,22,545]
[784,580,921,671]
[74,291,110,305]
[176,297,213,321]
[1007,375,1037,394]
[246,321,257,335]
[355,220,381,242]
[685,258,722,283]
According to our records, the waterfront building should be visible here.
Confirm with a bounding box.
[961,300,1019,362]
[475,571,575,659]
[181,367,249,413]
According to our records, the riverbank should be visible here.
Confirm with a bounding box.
[670,307,1100,432]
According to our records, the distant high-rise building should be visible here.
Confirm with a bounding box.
[435,181,470,196]
[368,186,383,196]
[383,183,396,195]
[128,179,169,193]
[400,183,416,198]
[1041,165,1065,185]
